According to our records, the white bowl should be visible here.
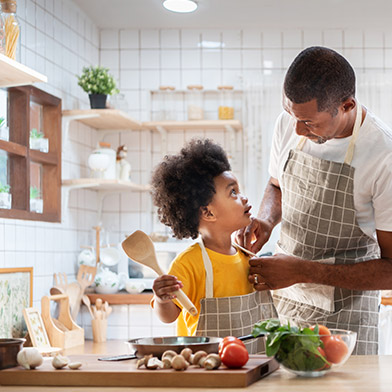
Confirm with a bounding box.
[125,280,145,294]
[100,247,121,267]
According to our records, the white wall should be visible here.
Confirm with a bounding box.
[1,0,392,339]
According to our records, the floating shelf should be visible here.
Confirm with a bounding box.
[86,291,153,305]
[62,178,151,192]
[62,109,143,130]
[143,120,242,131]
[0,53,47,87]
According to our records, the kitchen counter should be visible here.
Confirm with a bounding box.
[1,341,391,391]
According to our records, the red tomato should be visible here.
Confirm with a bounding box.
[310,324,331,344]
[323,335,348,364]
[220,343,249,368]
[218,336,246,356]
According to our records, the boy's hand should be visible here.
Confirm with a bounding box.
[153,275,184,303]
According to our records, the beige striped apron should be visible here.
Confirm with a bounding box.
[273,103,381,354]
[195,239,277,354]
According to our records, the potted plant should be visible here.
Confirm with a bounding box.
[29,128,49,152]
[0,182,11,209]
[30,186,43,213]
[77,66,119,109]
[0,117,9,141]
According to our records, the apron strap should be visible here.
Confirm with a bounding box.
[296,102,363,165]
[198,238,214,298]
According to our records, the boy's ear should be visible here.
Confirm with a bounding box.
[200,206,216,222]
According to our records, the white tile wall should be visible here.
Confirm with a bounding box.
[2,0,392,340]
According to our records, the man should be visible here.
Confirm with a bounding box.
[238,46,392,354]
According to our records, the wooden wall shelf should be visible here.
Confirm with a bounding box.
[86,291,153,305]
[62,109,143,130]
[62,179,151,192]
[0,53,47,87]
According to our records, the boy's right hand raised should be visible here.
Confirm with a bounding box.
[152,275,184,303]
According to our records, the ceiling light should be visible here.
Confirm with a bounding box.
[163,0,198,13]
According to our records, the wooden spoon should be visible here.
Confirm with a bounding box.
[122,230,198,316]
[82,295,95,319]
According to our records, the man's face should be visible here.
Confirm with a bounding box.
[282,95,351,144]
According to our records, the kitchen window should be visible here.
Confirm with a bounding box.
[0,85,61,222]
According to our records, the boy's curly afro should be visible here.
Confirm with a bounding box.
[151,138,231,239]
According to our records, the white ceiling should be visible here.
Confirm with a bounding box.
[73,0,392,29]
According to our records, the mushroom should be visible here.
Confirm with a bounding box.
[192,350,208,367]
[204,354,221,370]
[146,357,164,370]
[171,354,188,371]
[180,348,193,363]
[162,350,177,360]
[162,357,172,369]
[136,354,153,369]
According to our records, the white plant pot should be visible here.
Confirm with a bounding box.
[0,126,9,141]
[30,198,43,213]
[30,137,49,152]
[0,193,11,209]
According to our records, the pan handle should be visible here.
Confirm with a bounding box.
[238,333,264,342]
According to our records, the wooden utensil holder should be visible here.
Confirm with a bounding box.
[41,294,84,349]
[92,318,107,343]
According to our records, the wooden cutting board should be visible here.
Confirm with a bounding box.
[0,354,279,388]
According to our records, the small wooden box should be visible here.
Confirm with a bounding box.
[41,294,84,349]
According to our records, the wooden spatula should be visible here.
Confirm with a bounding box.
[122,230,198,317]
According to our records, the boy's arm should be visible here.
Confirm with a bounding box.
[152,274,183,323]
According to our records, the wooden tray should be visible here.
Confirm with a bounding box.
[0,354,279,388]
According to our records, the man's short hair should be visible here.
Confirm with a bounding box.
[284,46,356,115]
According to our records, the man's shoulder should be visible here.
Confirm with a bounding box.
[360,110,392,148]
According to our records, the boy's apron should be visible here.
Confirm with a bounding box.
[273,103,381,354]
[195,239,277,354]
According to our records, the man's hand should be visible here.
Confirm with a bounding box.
[235,217,274,254]
[248,253,302,290]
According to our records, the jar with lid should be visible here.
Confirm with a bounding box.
[88,142,116,179]
[186,85,204,120]
[156,86,176,120]
[218,85,234,120]
[0,0,20,61]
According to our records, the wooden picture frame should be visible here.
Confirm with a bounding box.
[23,307,51,348]
[0,267,33,338]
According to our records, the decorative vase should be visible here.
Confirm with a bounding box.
[89,94,107,109]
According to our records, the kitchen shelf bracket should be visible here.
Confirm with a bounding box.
[156,125,168,156]
[62,113,100,146]
[224,124,236,164]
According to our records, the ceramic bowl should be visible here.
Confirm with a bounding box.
[77,248,96,266]
[100,247,121,267]
[125,280,145,294]
[274,328,357,377]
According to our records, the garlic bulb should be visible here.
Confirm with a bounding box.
[16,347,43,370]
[52,354,69,369]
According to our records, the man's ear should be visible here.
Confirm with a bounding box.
[200,206,216,222]
[341,98,356,113]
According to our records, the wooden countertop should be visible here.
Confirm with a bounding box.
[1,340,392,391]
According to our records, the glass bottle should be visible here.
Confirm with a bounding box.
[218,85,234,120]
[186,85,204,120]
[0,0,20,61]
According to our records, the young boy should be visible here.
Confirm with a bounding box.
[151,138,255,337]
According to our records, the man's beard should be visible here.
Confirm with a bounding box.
[310,136,328,144]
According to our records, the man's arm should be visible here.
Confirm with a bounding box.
[249,230,392,290]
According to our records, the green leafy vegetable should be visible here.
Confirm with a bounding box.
[253,319,330,372]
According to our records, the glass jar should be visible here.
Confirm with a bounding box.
[156,86,177,120]
[186,85,204,120]
[0,0,20,61]
[218,85,234,120]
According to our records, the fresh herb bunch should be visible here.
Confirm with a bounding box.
[253,319,330,372]
[30,128,43,139]
[77,66,119,95]
[0,182,10,193]
[30,186,41,200]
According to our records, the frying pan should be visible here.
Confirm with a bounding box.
[127,334,264,358]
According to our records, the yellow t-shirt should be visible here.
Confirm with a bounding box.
[167,243,254,336]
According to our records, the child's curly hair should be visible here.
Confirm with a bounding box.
[151,138,231,239]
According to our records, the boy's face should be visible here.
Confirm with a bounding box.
[206,171,252,232]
